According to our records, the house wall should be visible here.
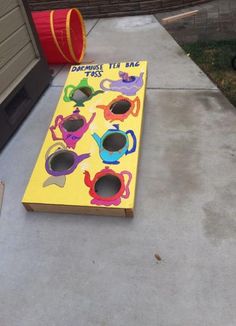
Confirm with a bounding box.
[28,0,212,19]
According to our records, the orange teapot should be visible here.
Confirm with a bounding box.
[97,95,140,122]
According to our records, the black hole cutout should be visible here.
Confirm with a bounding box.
[110,100,131,115]
[72,87,92,102]
[49,151,75,171]
[103,133,126,152]
[95,174,121,198]
[62,118,84,132]
[122,76,136,83]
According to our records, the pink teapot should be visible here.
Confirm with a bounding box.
[50,109,96,149]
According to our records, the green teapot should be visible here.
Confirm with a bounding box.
[63,78,103,107]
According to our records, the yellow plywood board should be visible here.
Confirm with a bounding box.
[22,61,147,214]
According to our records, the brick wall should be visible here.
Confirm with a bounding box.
[28,0,212,18]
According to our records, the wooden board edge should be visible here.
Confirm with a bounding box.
[23,202,34,211]
[22,202,133,217]
[161,10,198,25]
[125,209,134,217]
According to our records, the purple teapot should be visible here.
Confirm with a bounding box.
[43,142,90,187]
[100,71,144,96]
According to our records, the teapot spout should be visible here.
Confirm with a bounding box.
[92,133,101,146]
[84,170,92,187]
[136,72,144,87]
[77,153,90,164]
[97,104,107,110]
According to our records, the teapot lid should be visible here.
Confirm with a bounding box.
[119,71,136,83]
[73,108,80,114]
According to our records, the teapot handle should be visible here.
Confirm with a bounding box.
[63,85,75,102]
[131,96,140,117]
[100,79,112,91]
[120,171,132,199]
[125,130,137,155]
[45,142,66,160]
[49,115,64,141]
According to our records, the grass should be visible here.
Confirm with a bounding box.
[182,40,236,107]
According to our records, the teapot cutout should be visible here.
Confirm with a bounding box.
[97,95,140,122]
[49,109,96,149]
[84,166,132,206]
[92,124,137,164]
[63,78,104,107]
[43,142,90,187]
[100,71,144,96]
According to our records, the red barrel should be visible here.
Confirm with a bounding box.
[32,8,86,64]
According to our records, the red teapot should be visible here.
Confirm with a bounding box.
[97,95,140,122]
[84,166,132,206]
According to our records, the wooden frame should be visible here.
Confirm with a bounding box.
[23,61,147,216]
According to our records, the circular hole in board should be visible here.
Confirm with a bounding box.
[95,174,121,198]
[49,151,75,171]
[72,87,93,102]
[122,76,136,83]
[102,133,127,152]
[62,118,84,132]
[110,100,131,114]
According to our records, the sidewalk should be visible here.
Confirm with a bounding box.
[0,16,236,326]
[156,0,236,43]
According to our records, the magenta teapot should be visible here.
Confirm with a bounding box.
[100,71,144,96]
[50,109,96,149]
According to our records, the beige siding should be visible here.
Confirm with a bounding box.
[0,0,41,104]
[0,59,38,105]
[17,1,40,56]
[0,0,18,18]
[0,7,25,43]
[0,43,36,94]
[0,26,30,69]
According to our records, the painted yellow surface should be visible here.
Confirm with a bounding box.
[22,61,147,210]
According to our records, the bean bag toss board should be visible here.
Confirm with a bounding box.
[22,61,147,217]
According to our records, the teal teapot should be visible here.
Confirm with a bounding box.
[92,124,137,164]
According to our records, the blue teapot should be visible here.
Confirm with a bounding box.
[92,124,137,164]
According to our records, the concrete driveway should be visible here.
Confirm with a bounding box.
[0,15,236,326]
